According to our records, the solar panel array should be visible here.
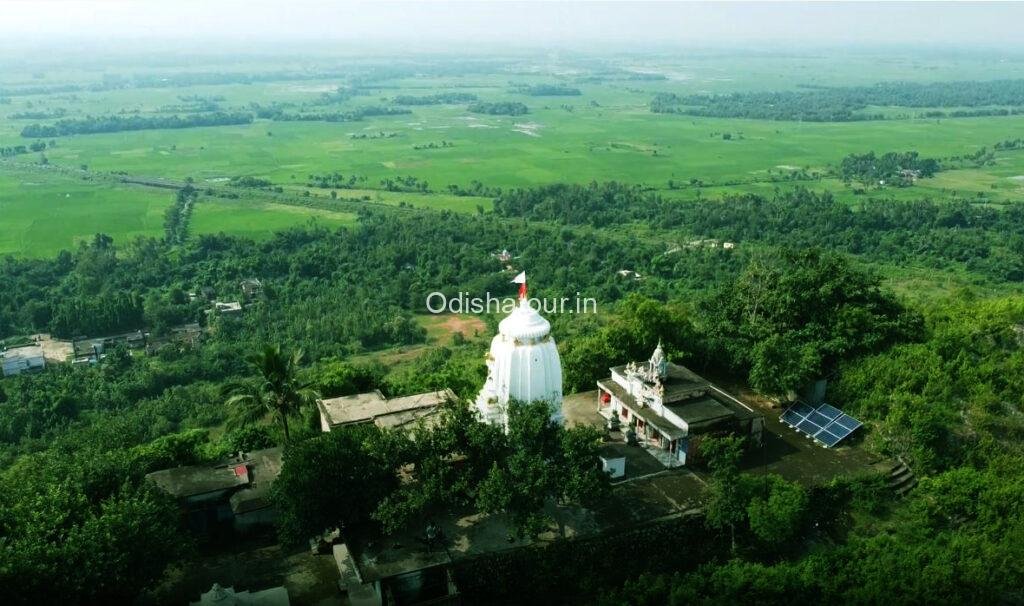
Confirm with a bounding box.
[780,402,861,448]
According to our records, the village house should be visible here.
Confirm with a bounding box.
[317,389,456,433]
[146,447,283,535]
[240,278,264,299]
[1,345,46,377]
[596,343,763,467]
[212,301,243,315]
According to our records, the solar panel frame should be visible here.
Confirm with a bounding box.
[796,419,822,435]
[832,415,862,432]
[815,431,843,447]
[780,409,804,426]
[817,404,843,421]
[808,411,833,427]
[791,402,816,417]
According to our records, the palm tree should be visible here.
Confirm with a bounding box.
[227,345,319,443]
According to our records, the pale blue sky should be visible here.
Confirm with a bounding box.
[1,1,1022,50]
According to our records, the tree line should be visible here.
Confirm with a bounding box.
[392,92,478,105]
[651,79,1024,121]
[493,182,1024,283]
[20,111,253,137]
[468,101,529,115]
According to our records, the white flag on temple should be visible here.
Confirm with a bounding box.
[511,271,526,284]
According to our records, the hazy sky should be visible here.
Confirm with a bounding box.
[2,1,1022,50]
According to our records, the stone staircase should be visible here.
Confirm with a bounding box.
[889,459,917,497]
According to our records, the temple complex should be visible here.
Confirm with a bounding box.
[597,343,763,467]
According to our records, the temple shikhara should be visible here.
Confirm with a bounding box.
[475,272,563,430]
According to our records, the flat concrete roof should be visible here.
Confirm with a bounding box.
[2,345,44,361]
[666,395,735,429]
[147,462,248,499]
[600,361,759,439]
[318,389,456,429]
[147,447,283,500]
[610,362,709,403]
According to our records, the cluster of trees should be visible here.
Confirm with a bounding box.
[834,297,1024,472]
[156,98,222,113]
[350,130,396,140]
[380,174,430,192]
[515,84,582,96]
[412,140,454,150]
[494,181,658,226]
[446,180,502,197]
[227,175,273,188]
[0,144,29,157]
[468,101,529,115]
[392,92,478,105]
[20,111,253,137]
[306,171,367,189]
[254,105,410,122]
[837,150,940,186]
[0,430,199,605]
[8,108,66,119]
[272,399,608,543]
[651,79,1024,121]
[699,249,922,396]
[994,137,1024,150]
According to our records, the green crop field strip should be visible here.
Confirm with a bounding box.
[189,196,357,239]
[18,107,1024,191]
[0,169,173,257]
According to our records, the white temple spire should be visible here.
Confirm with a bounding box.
[475,273,563,431]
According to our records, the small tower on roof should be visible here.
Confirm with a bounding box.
[475,272,563,431]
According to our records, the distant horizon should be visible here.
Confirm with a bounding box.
[2,1,1024,53]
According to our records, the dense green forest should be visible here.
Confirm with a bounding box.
[1,171,1024,602]
[493,183,1024,283]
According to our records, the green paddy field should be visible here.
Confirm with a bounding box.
[2,51,1024,258]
